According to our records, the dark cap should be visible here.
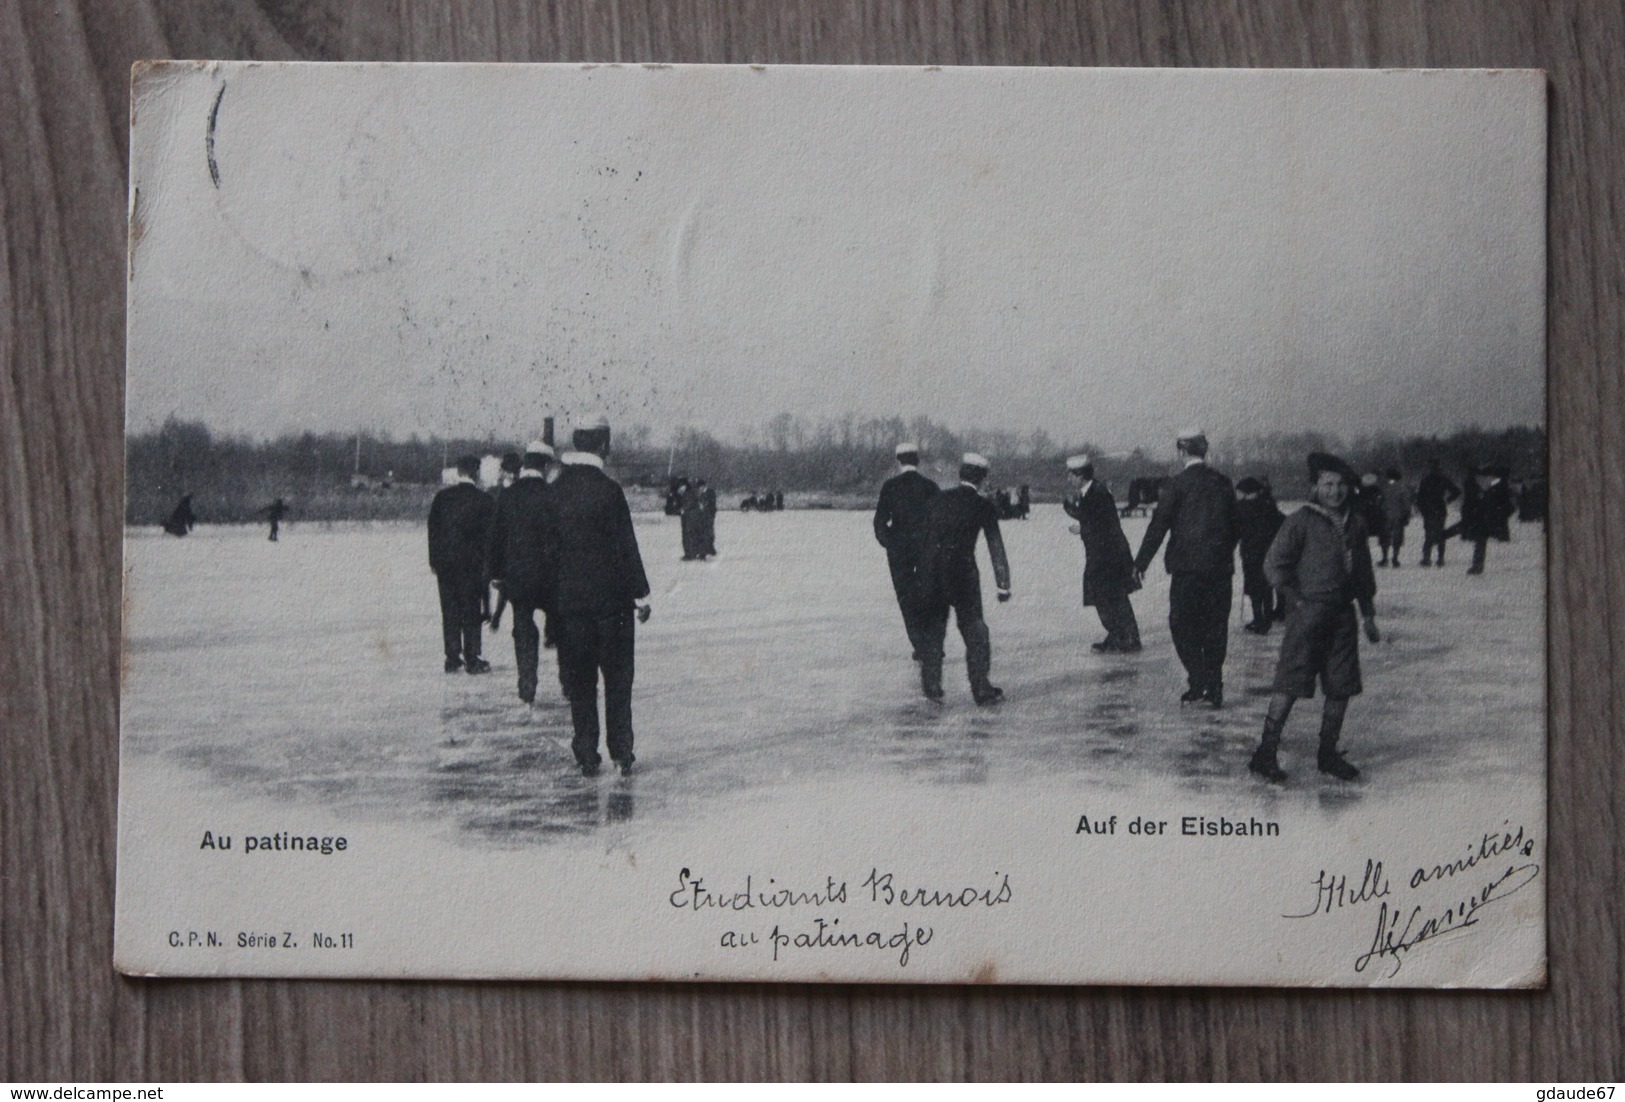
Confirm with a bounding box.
[1235,477,1264,494]
[1307,452,1355,482]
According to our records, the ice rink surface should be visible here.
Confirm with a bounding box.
[122,504,1545,848]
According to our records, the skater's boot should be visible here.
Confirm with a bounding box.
[1316,709,1360,781]
[920,660,945,702]
[1248,716,1287,783]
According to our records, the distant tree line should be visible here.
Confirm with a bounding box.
[127,414,1546,525]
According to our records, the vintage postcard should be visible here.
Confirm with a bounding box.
[117,63,1547,985]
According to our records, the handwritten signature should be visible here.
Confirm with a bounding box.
[1354,861,1540,977]
[1284,823,1541,977]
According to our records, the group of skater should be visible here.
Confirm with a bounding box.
[874,430,1526,785]
[419,413,1526,787]
[664,478,719,560]
[428,417,652,778]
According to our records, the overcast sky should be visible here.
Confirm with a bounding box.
[127,63,1545,450]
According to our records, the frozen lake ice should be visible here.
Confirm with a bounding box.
[121,504,1545,847]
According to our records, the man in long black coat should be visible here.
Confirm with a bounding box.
[542,419,652,776]
[918,453,1011,705]
[1458,464,1516,576]
[488,442,555,703]
[1062,455,1140,653]
[1415,458,1460,567]
[428,455,496,674]
[1133,430,1239,707]
[873,443,940,662]
[1234,477,1285,633]
[697,479,718,558]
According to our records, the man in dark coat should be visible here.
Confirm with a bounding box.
[678,479,703,560]
[918,453,1012,705]
[873,443,940,662]
[1133,429,1239,707]
[1355,473,1388,556]
[542,417,652,776]
[428,455,496,674]
[1415,458,1460,567]
[697,479,718,557]
[1458,464,1516,575]
[1234,477,1285,633]
[258,497,289,541]
[1248,452,1379,784]
[1062,455,1141,653]
[488,442,555,704]
[162,494,197,537]
[1378,468,1413,567]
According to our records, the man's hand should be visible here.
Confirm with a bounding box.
[1133,568,1146,586]
[636,603,652,624]
[997,589,1012,603]
[1363,616,1381,644]
[1068,522,1082,536]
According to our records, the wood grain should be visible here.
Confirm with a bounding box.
[2,0,1619,1081]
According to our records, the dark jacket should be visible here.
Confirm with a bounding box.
[542,460,651,617]
[873,469,940,559]
[923,484,1011,604]
[1264,504,1377,616]
[1133,462,1238,576]
[1354,483,1388,540]
[1235,494,1286,597]
[1415,472,1460,519]
[487,476,552,607]
[428,481,495,580]
[1063,481,1138,605]
[1459,478,1515,542]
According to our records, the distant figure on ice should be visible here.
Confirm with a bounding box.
[697,479,718,558]
[1063,455,1141,653]
[1247,452,1379,784]
[1017,484,1031,520]
[257,498,289,542]
[1133,429,1238,707]
[1457,464,1516,576]
[663,477,685,517]
[488,442,555,704]
[1234,477,1284,634]
[1378,469,1412,567]
[1355,473,1388,559]
[678,479,704,560]
[1516,477,1548,525]
[543,416,652,777]
[427,455,495,675]
[1415,458,1460,567]
[919,453,1011,705]
[162,494,197,537]
[873,442,940,662]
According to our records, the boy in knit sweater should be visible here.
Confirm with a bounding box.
[1248,453,1380,783]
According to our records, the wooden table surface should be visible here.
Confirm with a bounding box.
[2,0,1619,1082]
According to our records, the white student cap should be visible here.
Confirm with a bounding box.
[525,440,555,459]
[962,452,990,470]
[1066,454,1092,472]
[895,442,920,457]
[581,412,610,430]
[1175,426,1206,443]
